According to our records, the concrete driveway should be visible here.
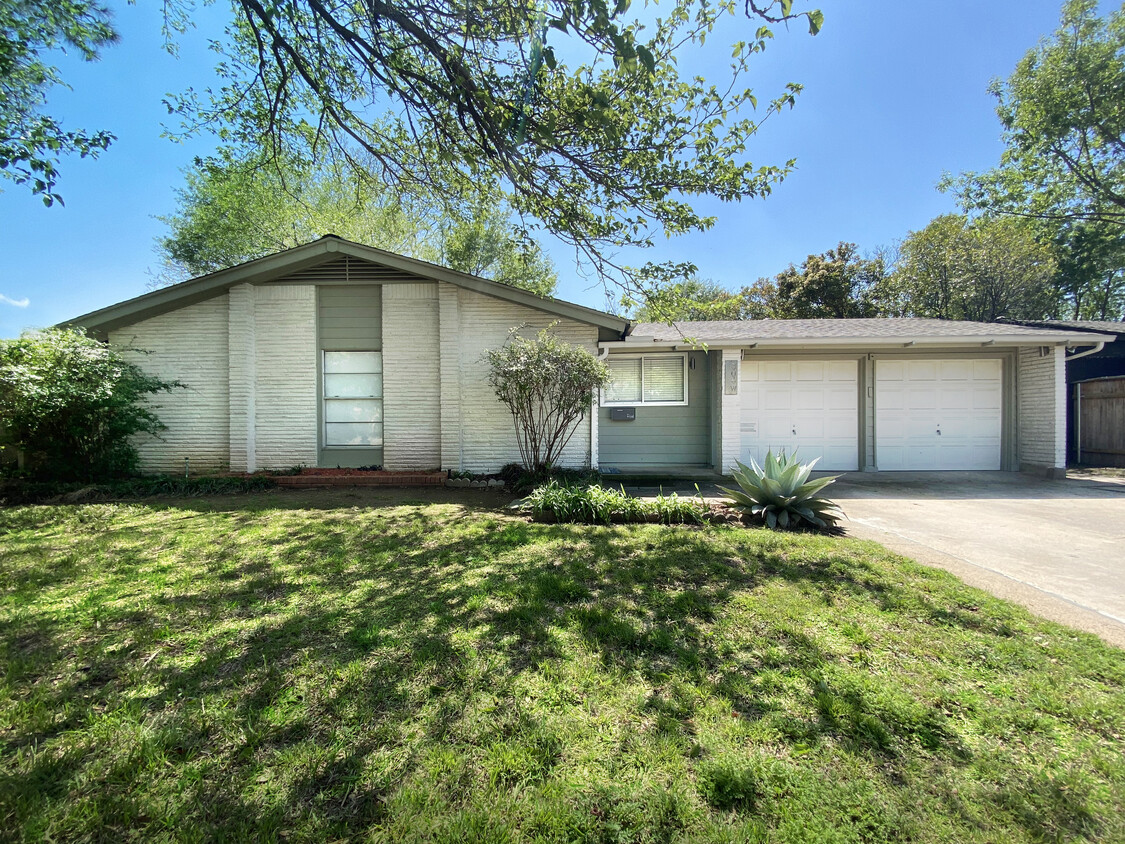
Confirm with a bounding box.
[832,472,1125,647]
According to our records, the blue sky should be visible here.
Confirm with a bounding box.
[0,1,1071,337]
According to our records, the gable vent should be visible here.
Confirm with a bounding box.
[272,256,427,286]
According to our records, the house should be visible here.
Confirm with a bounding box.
[69,237,1113,479]
[1001,319,1125,466]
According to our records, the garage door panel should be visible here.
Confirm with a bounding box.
[906,360,939,380]
[795,362,824,380]
[794,389,825,411]
[876,358,1002,470]
[764,362,792,381]
[940,360,973,380]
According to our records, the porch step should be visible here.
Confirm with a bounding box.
[275,471,445,487]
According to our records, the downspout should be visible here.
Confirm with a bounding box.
[1066,341,1105,362]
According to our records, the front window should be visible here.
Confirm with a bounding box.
[323,351,383,446]
[601,355,688,406]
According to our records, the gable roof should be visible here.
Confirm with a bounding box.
[626,318,1116,347]
[66,235,630,336]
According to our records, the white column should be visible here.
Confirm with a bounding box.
[1052,345,1067,470]
[720,349,742,473]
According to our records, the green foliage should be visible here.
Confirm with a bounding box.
[879,214,1056,321]
[0,328,181,480]
[625,278,746,322]
[1050,219,1125,319]
[0,0,118,204]
[0,474,276,506]
[761,241,888,319]
[947,0,1125,229]
[498,461,601,494]
[526,478,707,524]
[159,0,822,296]
[719,449,842,530]
[486,327,609,471]
[157,150,558,296]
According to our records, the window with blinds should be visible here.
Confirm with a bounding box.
[323,351,383,446]
[602,355,688,406]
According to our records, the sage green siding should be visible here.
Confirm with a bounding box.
[317,285,384,467]
[599,350,712,469]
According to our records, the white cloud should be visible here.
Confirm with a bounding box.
[0,294,30,308]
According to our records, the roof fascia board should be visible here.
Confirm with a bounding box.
[603,332,1116,350]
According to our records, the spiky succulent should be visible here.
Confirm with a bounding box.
[719,449,843,530]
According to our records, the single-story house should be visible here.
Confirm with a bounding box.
[69,236,1114,479]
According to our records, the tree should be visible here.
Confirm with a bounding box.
[625,278,745,322]
[0,329,181,480]
[159,0,823,296]
[946,0,1125,228]
[764,241,886,318]
[486,327,608,471]
[883,215,1056,322]
[1050,218,1125,319]
[0,0,118,205]
[157,150,558,296]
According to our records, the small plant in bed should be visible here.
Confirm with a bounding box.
[526,478,707,525]
[719,449,842,531]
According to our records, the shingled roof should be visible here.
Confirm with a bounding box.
[625,318,1114,346]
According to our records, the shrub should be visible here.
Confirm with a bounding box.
[719,449,842,530]
[0,329,182,480]
[525,479,707,525]
[486,327,608,471]
[499,461,601,494]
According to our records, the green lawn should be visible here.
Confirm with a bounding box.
[1,489,1123,843]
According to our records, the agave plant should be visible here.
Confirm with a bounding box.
[719,449,843,530]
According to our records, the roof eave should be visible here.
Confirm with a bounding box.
[605,332,1116,348]
[64,236,629,335]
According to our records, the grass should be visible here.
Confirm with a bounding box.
[1,488,1123,843]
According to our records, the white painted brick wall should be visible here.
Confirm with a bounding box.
[253,285,318,469]
[1018,345,1066,469]
[228,284,254,472]
[382,283,442,470]
[438,283,462,469]
[449,283,599,473]
[109,295,231,474]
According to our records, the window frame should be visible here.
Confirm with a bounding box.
[322,350,384,449]
[600,353,690,407]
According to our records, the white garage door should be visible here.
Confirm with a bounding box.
[741,359,859,471]
[875,359,1002,470]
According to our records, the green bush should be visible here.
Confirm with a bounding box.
[486,327,608,471]
[719,449,842,531]
[499,462,601,494]
[0,328,182,480]
[525,479,707,525]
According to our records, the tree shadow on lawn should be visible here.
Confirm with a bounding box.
[0,494,1115,840]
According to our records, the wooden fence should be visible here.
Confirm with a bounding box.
[1075,376,1125,468]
